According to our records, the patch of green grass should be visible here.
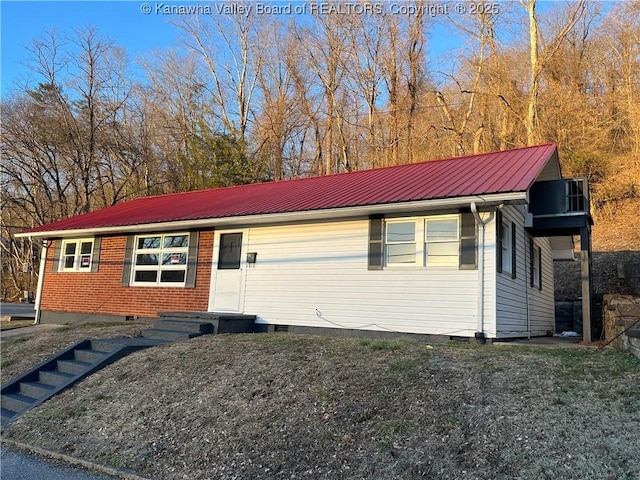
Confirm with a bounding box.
[35,405,87,423]
[606,351,640,374]
[317,387,340,403]
[1,359,15,369]
[377,419,411,435]
[389,357,419,372]
[357,408,377,423]
[552,383,582,405]
[99,453,128,468]
[361,339,404,351]
[9,336,30,344]
[91,393,110,402]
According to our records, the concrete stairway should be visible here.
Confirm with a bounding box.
[141,318,215,342]
[153,312,257,335]
[1,314,256,428]
[0,337,164,428]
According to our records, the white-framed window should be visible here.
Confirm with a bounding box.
[384,215,461,268]
[500,219,513,275]
[425,216,459,266]
[131,233,190,286]
[385,220,417,265]
[59,238,94,272]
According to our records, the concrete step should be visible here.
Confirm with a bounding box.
[142,329,197,342]
[89,339,121,352]
[1,393,36,412]
[1,408,17,428]
[73,349,109,363]
[1,407,17,418]
[55,359,92,375]
[38,370,74,387]
[152,319,214,334]
[18,381,55,399]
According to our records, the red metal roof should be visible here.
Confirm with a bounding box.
[22,144,558,235]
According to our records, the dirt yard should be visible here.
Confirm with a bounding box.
[1,327,639,480]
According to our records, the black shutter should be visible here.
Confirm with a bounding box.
[459,209,477,269]
[368,215,384,270]
[185,231,199,288]
[496,209,503,273]
[90,237,101,273]
[538,245,542,291]
[511,222,517,279]
[121,235,135,286]
[51,239,62,272]
[529,238,534,287]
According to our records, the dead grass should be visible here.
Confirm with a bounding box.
[592,198,640,252]
[2,332,639,480]
[0,322,147,381]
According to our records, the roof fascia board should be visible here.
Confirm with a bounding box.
[17,192,526,239]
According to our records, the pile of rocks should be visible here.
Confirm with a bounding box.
[603,294,640,357]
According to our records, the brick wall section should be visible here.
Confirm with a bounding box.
[41,230,214,318]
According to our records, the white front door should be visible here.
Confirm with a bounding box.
[209,231,246,312]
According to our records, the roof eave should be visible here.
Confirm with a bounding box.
[17,192,527,239]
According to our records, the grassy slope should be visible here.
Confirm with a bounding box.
[2,330,639,480]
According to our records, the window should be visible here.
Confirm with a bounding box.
[59,238,94,272]
[531,240,542,290]
[382,214,468,268]
[500,220,513,274]
[497,211,516,278]
[218,233,243,269]
[425,216,459,266]
[131,233,190,286]
[385,220,417,265]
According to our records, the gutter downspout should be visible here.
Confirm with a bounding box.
[471,202,487,342]
[524,229,531,339]
[32,239,48,325]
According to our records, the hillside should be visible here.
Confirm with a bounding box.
[554,197,640,300]
[2,327,639,480]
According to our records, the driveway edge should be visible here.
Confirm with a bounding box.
[1,439,150,480]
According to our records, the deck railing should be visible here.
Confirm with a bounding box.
[529,178,589,217]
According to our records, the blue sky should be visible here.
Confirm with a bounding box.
[1,1,184,95]
[0,0,480,96]
[0,1,606,98]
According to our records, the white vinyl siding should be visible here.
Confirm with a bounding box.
[495,206,555,338]
[528,237,555,333]
[241,220,479,337]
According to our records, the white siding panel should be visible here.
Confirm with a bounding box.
[528,237,555,333]
[495,206,555,338]
[479,211,497,339]
[241,220,479,336]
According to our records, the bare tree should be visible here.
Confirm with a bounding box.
[522,0,586,145]
[291,10,351,174]
[173,5,264,143]
[343,13,386,168]
[254,21,307,180]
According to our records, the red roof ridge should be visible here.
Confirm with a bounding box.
[138,142,558,199]
[19,143,559,235]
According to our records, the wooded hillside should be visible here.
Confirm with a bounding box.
[2,1,639,299]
